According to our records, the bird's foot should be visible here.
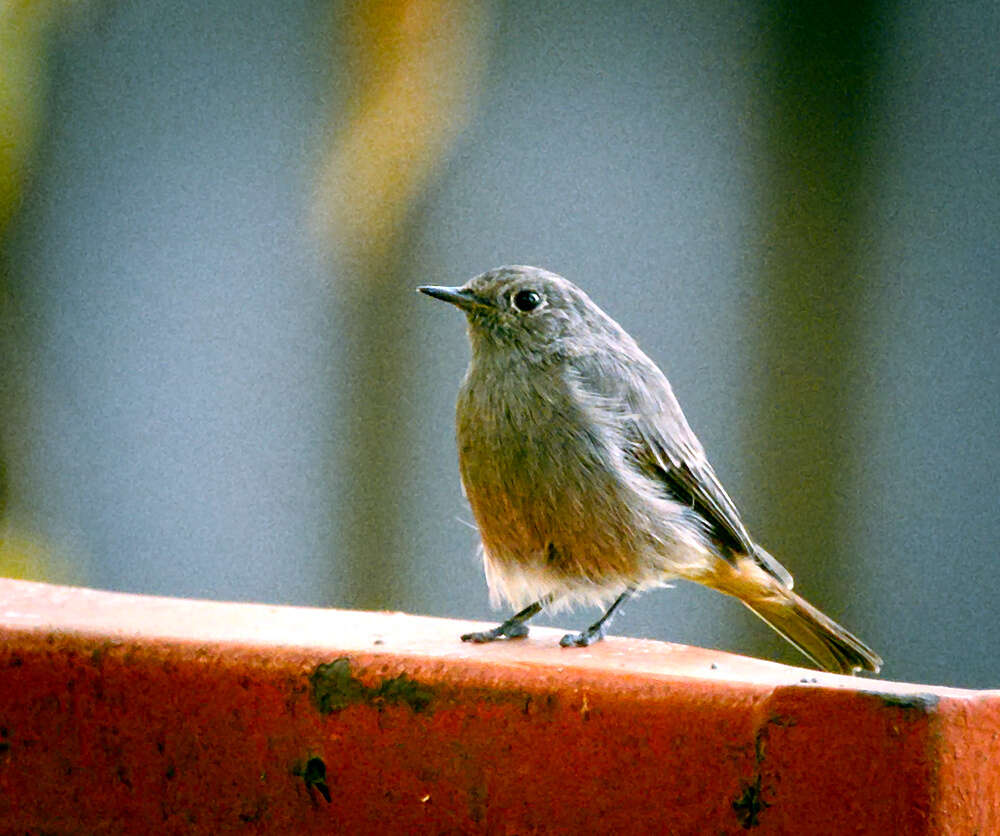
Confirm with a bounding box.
[559,626,606,648]
[461,621,530,643]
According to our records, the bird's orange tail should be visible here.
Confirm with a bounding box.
[705,556,882,675]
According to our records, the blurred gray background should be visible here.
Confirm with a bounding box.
[1,0,997,688]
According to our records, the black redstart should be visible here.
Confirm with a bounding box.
[419,266,881,674]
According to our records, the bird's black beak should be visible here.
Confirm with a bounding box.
[417,285,488,312]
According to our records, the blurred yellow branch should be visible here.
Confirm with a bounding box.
[0,0,64,235]
[313,0,491,268]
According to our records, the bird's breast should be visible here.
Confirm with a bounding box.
[455,361,641,579]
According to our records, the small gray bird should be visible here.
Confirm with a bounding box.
[419,266,881,674]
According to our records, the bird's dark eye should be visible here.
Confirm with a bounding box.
[512,289,542,312]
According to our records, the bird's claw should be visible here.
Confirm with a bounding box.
[559,628,603,647]
[461,622,530,643]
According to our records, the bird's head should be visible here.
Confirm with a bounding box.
[419,265,617,361]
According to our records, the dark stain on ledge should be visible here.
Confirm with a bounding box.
[733,774,769,829]
[733,714,790,829]
[310,657,435,714]
[862,691,940,712]
[294,756,332,803]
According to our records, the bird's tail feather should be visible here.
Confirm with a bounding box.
[741,590,882,675]
[703,556,882,675]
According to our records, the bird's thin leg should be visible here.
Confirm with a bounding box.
[560,588,635,648]
[461,597,552,643]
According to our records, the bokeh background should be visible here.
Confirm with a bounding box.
[1,0,997,688]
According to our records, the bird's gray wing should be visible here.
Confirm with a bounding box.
[571,347,793,587]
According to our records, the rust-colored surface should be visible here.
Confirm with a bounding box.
[0,579,996,834]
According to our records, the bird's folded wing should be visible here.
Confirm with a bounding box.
[570,348,794,588]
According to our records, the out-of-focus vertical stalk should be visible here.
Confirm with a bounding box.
[314,0,490,609]
[0,0,57,236]
[745,2,889,659]
[0,0,61,573]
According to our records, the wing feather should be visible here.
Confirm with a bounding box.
[570,344,793,588]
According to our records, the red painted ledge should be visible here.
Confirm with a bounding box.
[0,578,996,834]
